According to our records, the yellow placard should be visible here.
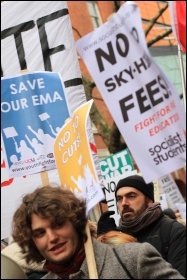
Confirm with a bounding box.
[54,100,97,195]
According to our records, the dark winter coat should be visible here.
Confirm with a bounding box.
[133,214,186,278]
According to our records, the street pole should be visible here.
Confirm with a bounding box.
[178,43,186,110]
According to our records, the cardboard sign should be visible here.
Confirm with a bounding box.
[1,72,70,177]
[54,100,105,215]
[158,174,185,211]
[99,148,134,180]
[76,2,186,183]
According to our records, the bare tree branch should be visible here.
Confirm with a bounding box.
[147,28,172,47]
[72,27,82,38]
[145,3,168,37]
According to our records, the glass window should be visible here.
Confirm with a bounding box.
[87,1,103,29]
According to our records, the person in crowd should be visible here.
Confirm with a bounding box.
[163,208,177,220]
[97,230,137,246]
[175,211,186,226]
[97,174,186,278]
[163,208,186,226]
[11,185,184,279]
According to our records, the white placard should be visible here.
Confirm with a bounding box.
[158,174,185,211]
[76,2,186,183]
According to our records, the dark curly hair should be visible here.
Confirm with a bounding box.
[12,185,87,264]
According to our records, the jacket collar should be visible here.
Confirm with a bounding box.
[71,239,108,278]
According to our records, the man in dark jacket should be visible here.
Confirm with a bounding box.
[97,174,186,278]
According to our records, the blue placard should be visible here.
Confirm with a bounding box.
[1,71,70,177]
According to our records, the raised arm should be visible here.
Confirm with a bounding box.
[27,125,38,137]
[25,134,32,146]
[14,140,19,153]
[48,124,56,137]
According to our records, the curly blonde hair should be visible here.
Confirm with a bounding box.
[97,230,137,246]
[12,186,87,264]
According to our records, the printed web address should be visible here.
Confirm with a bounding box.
[12,159,55,172]
[83,40,98,51]
[83,22,125,51]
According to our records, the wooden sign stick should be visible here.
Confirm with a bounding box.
[84,222,98,279]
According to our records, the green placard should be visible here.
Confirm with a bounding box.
[99,148,134,180]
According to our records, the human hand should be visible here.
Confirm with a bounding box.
[97,210,117,236]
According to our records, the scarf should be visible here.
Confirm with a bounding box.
[43,241,85,279]
[119,202,162,234]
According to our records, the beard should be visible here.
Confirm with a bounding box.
[121,199,149,222]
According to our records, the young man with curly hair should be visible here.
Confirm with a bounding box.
[12,185,184,279]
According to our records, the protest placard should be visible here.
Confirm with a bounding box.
[54,100,105,215]
[99,148,134,180]
[76,2,186,183]
[158,174,185,211]
[2,72,70,177]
